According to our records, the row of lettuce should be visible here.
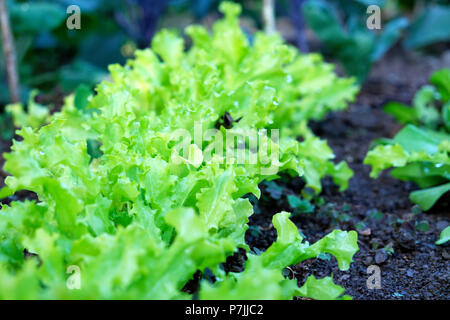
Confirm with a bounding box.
[0,3,359,299]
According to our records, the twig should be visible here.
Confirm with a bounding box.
[0,0,20,103]
[263,0,276,35]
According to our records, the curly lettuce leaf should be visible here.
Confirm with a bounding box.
[200,212,358,300]
[6,90,50,129]
[0,2,358,299]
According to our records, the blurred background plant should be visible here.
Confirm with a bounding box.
[302,0,450,81]
[0,0,449,139]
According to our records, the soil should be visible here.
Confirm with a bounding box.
[245,48,450,300]
[1,48,449,300]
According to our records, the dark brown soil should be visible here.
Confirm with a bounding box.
[245,49,450,300]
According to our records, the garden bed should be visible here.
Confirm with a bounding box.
[244,49,450,300]
[1,46,448,300]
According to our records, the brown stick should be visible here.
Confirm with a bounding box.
[0,0,20,103]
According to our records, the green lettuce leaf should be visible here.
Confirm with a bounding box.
[200,212,358,300]
[436,226,450,245]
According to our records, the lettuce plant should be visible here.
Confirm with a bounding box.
[436,226,450,245]
[383,69,450,130]
[364,69,450,211]
[0,2,358,299]
[302,0,409,82]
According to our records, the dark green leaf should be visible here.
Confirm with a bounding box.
[404,5,450,49]
[287,195,315,214]
[74,84,91,110]
[372,17,409,62]
[59,60,107,91]
[10,2,66,33]
[383,102,418,125]
[430,68,450,102]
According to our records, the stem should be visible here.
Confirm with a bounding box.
[263,0,276,34]
[0,0,20,103]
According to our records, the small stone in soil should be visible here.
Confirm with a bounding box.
[364,256,374,266]
[375,250,388,264]
[339,274,350,281]
[358,227,371,236]
[396,228,415,251]
[436,220,449,231]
